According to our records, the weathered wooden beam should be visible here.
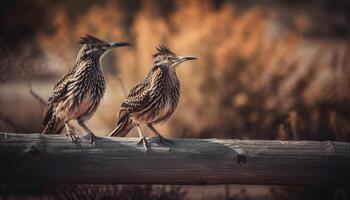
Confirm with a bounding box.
[0,132,349,185]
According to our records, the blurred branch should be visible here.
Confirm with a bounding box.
[27,82,65,134]
[27,82,46,106]
[0,112,27,133]
[0,53,14,83]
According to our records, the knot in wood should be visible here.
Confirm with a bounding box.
[28,145,41,156]
[237,154,247,165]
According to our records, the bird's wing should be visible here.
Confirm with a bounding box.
[43,72,72,125]
[117,79,152,118]
[49,72,73,103]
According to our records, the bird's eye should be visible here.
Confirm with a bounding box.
[86,48,98,54]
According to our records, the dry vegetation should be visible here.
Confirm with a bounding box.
[20,0,348,141]
[0,1,349,199]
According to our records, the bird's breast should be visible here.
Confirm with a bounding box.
[55,72,106,122]
[131,87,178,125]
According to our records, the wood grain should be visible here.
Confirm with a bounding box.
[0,133,349,185]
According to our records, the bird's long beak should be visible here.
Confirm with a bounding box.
[176,55,198,62]
[109,42,130,48]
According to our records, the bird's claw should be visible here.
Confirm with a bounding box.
[90,135,95,145]
[66,129,79,143]
[137,137,150,152]
[89,134,100,145]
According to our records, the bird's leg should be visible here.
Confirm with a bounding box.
[147,124,175,147]
[64,121,79,143]
[77,119,98,144]
[136,125,149,152]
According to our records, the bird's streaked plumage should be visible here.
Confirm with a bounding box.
[110,45,197,150]
[42,34,129,144]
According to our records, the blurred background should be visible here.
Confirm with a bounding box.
[0,0,349,199]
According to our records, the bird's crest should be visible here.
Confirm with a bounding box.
[153,45,176,57]
[79,34,104,45]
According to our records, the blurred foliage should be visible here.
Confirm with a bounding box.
[0,0,350,199]
[2,0,348,141]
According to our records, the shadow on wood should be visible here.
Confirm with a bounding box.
[0,133,349,185]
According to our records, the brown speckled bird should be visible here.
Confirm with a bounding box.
[109,46,197,151]
[42,34,129,144]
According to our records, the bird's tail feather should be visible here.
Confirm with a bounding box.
[43,105,53,126]
[109,115,136,137]
[42,115,58,134]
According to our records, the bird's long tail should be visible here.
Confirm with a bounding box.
[109,115,136,137]
[42,105,58,134]
[42,115,58,134]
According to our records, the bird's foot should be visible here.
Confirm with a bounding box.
[89,133,100,145]
[151,135,175,147]
[66,129,79,143]
[137,137,150,152]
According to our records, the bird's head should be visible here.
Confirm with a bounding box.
[152,45,197,70]
[77,34,130,62]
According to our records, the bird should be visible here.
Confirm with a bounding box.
[42,34,130,144]
[109,45,197,151]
